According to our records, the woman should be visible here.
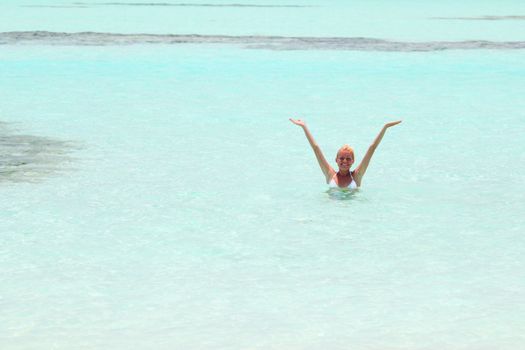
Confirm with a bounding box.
[289,118,401,188]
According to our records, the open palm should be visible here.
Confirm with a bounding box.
[289,118,306,127]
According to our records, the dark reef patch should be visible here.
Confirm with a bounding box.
[432,15,525,21]
[72,2,311,7]
[0,122,78,183]
[1,31,525,51]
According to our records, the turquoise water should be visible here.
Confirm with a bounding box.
[2,0,525,40]
[1,1,525,349]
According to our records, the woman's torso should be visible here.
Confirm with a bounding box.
[329,172,358,189]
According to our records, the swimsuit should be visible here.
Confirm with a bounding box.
[329,174,357,189]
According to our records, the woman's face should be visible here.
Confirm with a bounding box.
[336,151,354,171]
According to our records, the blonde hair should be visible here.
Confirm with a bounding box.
[337,144,354,157]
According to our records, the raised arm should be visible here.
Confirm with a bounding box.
[353,120,402,185]
[289,118,335,183]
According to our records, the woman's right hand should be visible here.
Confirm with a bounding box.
[384,120,402,128]
[289,118,306,128]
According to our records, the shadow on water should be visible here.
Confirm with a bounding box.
[0,121,79,183]
[326,187,360,201]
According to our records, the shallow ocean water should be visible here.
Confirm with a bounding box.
[1,1,525,349]
[2,0,525,41]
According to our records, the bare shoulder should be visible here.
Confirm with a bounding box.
[352,170,362,186]
[326,168,336,184]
